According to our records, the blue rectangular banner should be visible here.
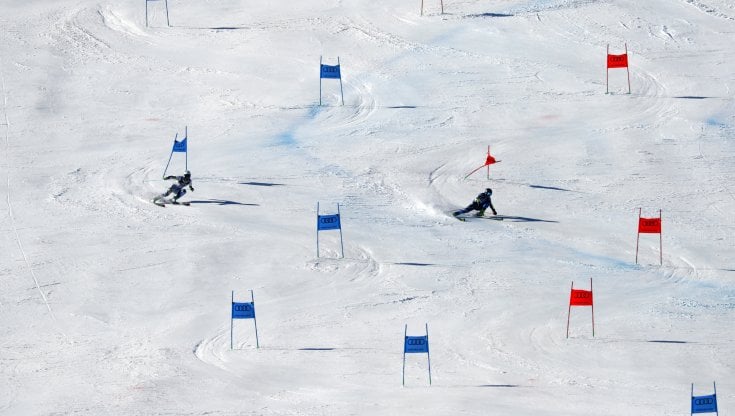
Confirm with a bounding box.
[232,302,255,319]
[172,138,187,152]
[404,336,429,353]
[320,64,341,79]
[692,395,717,414]
[317,214,341,231]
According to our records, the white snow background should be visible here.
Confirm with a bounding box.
[1,0,734,414]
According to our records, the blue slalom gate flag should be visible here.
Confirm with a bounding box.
[317,214,341,231]
[402,323,432,386]
[162,128,189,179]
[232,302,255,319]
[692,394,718,414]
[172,138,187,152]
[316,202,345,258]
[691,382,718,415]
[404,336,429,353]
[231,291,259,349]
[320,64,341,79]
[319,57,344,105]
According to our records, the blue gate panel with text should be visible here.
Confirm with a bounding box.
[692,395,717,414]
[320,64,341,79]
[318,214,341,231]
[172,138,187,152]
[232,302,255,319]
[404,336,429,353]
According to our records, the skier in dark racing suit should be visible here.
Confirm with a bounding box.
[453,188,497,218]
[161,170,194,202]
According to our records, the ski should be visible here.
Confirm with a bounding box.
[447,210,466,221]
[153,198,190,207]
[451,213,503,221]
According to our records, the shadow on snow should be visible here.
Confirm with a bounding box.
[188,199,259,206]
[529,184,572,192]
[498,216,558,223]
[465,12,514,18]
[239,182,286,187]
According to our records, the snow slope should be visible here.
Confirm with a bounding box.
[1,0,734,414]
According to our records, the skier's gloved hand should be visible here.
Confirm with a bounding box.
[492,210,498,215]
[190,186,194,191]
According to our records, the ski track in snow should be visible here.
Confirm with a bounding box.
[0,57,56,319]
[681,0,735,20]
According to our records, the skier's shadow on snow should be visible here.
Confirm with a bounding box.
[602,337,692,344]
[188,199,259,206]
[529,184,572,192]
[500,216,558,223]
[465,12,514,18]
[259,346,378,352]
[239,182,286,187]
[674,96,712,99]
[171,25,250,31]
[441,384,525,389]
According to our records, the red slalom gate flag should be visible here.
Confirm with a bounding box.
[635,208,663,265]
[567,278,594,338]
[606,43,631,94]
[607,53,628,69]
[638,217,661,234]
[464,145,501,179]
[569,289,593,306]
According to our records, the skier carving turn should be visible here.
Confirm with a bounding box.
[154,171,194,206]
[453,188,497,220]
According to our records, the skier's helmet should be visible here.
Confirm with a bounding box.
[485,188,493,195]
[184,170,191,178]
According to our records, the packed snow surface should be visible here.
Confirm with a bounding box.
[1,0,734,414]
